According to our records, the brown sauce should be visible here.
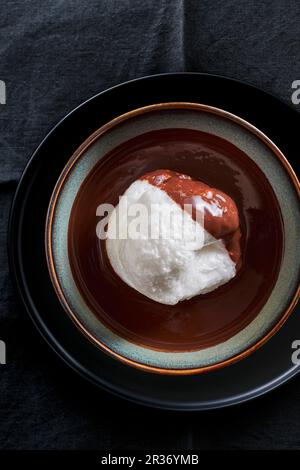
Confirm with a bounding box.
[140,169,241,265]
[68,128,284,352]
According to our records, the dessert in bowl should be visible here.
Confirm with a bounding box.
[46,103,300,374]
[106,168,241,305]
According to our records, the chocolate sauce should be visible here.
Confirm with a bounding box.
[140,169,241,265]
[68,128,284,352]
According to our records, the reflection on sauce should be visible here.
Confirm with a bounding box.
[141,169,241,266]
[68,128,284,352]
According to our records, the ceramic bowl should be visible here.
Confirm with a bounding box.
[45,102,300,374]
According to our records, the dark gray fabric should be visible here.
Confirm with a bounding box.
[1,0,300,450]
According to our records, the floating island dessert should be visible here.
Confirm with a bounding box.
[106,170,241,305]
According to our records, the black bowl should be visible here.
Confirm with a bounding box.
[8,73,300,410]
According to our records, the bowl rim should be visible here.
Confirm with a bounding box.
[45,101,300,375]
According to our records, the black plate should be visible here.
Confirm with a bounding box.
[8,73,300,410]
